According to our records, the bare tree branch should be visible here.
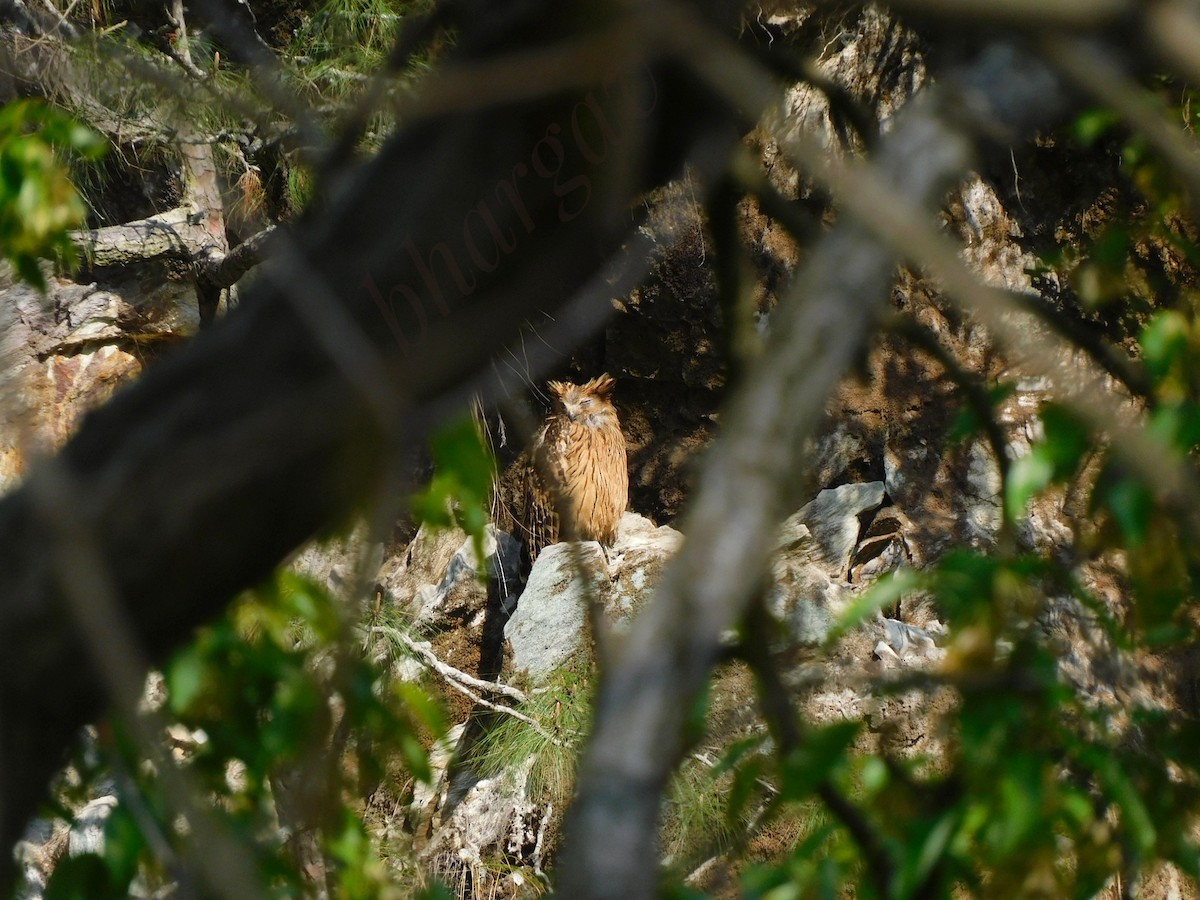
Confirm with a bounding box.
[201,225,276,289]
[557,28,1076,899]
[69,206,214,266]
[0,3,743,887]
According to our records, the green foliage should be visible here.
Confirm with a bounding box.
[1006,403,1091,521]
[284,0,437,126]
[43,569,446,898]
[699,94,1200,899]
[661,755,744,873]
[411,412,496,567]
[0,100,105,289]
[286,162,315,214]
[707,317,1200,899]
[471,659,593,807]
[293,0,408,73]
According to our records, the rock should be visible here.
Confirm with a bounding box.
[771,511,850,648]
[0,262,199,494]
[421,757,548,896]
[378,522,467,608]
[67,796,118,858]
[409,724,466,836]
[807,424,872,494]
[774,514,814,556]
[290,524,384,597]
[849,510,914,583]
[505,542,607,680]
[504,513,681,677]
[768,556,849,648]
[963,441,1002,547]
[379,524,521,632]
[13,817,66,900]
[607,512,683,628]
[873,616,946,668]
[795,481,887,575]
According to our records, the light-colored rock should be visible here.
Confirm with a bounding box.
[13,817,66,900]
[421,756,548,895]
[409,724,466,835]
[378,524,521,631]
[0,263,199,495]
[505,542,607,679]
[607,512,683,627]
[290,524,384,598]
[505,513,681,676]
[67,795,118,858]
[963,441,1002,546]
[768,557,849,648]
[874,616,946,669]
[807,424,870,493]
[850,510,915,583]
[771,508,853,648]
[796,481,887,575]
[378,522,467,607]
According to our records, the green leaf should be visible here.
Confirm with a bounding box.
[778,722,860,799]
[1039,404,1092,475]
[827,568,924,644]
[1102,476,1154,545]
[165,644,209,714]
[1140,311,1189,379]
[0,100,104,288]
[394,680,448,746]
[724,742,771,827]
[1092,755,1156,856]
[411,412,497,568]
[45,854,117,900]
[415,883,456,900]
[1006,404,1091,519]
[101,806,145,890]
[1006,451,1053,520]
[949,382,1015,445]
[895,809,960,897]
[1073,107,1120,146]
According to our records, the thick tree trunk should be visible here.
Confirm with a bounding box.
[69,207,213,266]
[0,2,744,887]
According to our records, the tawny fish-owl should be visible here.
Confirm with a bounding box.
[524,374,628,563]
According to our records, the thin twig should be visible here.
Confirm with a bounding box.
[380,627,528,703]
[438,669,566,748]
[370,627,568,745]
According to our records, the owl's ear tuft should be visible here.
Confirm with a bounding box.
[589,374,616,397]
[547,380,568,398]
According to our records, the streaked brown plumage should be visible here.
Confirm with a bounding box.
[523,374,628,563]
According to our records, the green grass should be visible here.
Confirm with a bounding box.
[470,659,593,807]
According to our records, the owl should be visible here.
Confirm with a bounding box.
[523,374,629,564]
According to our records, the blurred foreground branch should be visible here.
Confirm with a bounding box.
[0,1,740,886]
[557,25,1076,900]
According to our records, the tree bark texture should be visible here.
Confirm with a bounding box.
[0,1,744,884]
[557,36,1076,900]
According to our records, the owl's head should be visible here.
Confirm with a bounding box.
[547,374,618,427]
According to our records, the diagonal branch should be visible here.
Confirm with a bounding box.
[0,3,742,889]
[200,225,276,289]
[69,205,219,267]
[557,17,1077,899]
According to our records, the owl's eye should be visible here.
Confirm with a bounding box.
[581,398,594,406]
